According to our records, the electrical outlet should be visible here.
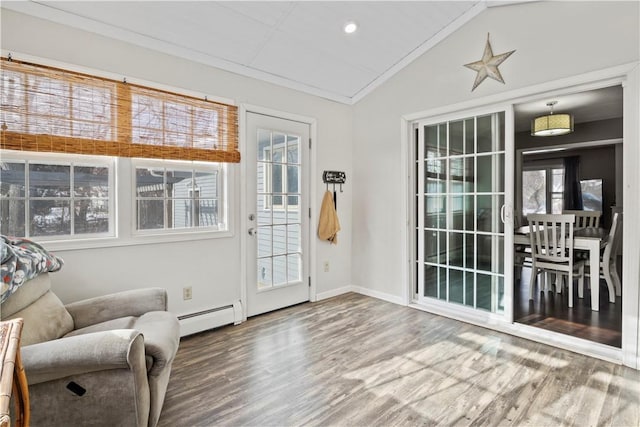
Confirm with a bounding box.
[323,261,330,272]
[183,286,192,300]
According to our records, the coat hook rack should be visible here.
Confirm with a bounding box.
[322,171,346,209]
[323,170,346,192]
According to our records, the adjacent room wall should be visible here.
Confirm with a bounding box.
[0,9,354,316]
[516,117,623,150]
[521,146,617,227]
[351,1,639,300]
[515,117,623,228]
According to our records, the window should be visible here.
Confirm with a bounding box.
[522,169,546,215]
[522,166,564,217]
[0,57,234,246]
[0,152,113,239]
[261,134,299,210]
[134,160,225,232]
[131,87,223,150]
[1,64,114,141]
[1,58,239,163]
[580,178,603,211]
[550,168,564,213]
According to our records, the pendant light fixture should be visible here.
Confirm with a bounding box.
[531,101,574,136]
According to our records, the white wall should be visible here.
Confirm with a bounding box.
[352,0,639,300]
[0,9,353,315]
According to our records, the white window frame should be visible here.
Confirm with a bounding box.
[521,159,565,219]
[131,158,228,236]
[262,139,300,211]
[0,149,115,241]
[0,150,233,250]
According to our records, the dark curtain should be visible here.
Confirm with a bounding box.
[563,156,583,210]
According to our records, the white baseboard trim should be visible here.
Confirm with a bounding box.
[178,305,236,337]
[316,285,406,306]
[351,286,405,306]
[316,285,355,301]
[509,322,622,365]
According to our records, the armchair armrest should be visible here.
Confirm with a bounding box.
[21,329,146,385]
[134,312,181,376]
[65,288,168,329]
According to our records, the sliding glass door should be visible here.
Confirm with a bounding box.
[414,110,512,316]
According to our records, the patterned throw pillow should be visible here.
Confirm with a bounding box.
[1,235,64,303]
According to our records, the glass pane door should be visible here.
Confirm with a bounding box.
[256,130,302,289]
[246,112,310,317]
[416,112,506,313]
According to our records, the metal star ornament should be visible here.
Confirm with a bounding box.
[464,33,515,91]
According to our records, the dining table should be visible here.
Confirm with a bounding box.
[514,225,609,311]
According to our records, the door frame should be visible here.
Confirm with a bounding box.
[401,62,639,368]
[239,104,318,321]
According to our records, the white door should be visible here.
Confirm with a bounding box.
[246,112,310,317]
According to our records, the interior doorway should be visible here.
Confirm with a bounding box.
[512,85,623,348]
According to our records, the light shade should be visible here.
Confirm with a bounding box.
[531,113,574,136]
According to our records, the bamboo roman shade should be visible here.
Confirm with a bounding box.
[0,58,239,162]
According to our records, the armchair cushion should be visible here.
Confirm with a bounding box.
[64,316,137,338]
[1,274,73,346]
[65,288,168,329]
[14,291,74,346]
[1,273,50,317]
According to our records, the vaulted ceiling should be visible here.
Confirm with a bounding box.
[2,1,488,104]
[1,1,623,124]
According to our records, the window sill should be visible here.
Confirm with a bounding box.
[39,229,235,252]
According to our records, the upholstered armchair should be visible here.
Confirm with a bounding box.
[0,273,180,427]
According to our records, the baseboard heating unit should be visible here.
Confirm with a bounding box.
[178,301,242,337]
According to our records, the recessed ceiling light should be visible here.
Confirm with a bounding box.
[344,21,358,34]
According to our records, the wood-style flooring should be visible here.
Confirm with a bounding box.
[514,267,622,348]
[158,293,639,427]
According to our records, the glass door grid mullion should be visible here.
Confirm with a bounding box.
[417,112,505,312]
[257,130,304,289]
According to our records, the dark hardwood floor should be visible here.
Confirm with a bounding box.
[514,266,622,348]
[158,293,638,427]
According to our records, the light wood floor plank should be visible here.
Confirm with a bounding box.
[158,293,639,427]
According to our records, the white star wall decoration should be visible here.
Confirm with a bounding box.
[464,33,515,91]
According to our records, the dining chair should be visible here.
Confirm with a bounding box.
[581,212,623,299]
[513,212,529,279]
[528,214,585,308]
[562,209,601,229]
[610,206,623,256]
[513,244,530,281]
[563,209,603,264]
